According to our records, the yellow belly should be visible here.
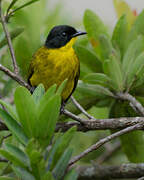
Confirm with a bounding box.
[29,41,80,101]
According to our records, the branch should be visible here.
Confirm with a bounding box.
[117,92,144,116]
[77,163,144,180]
[68,123,143,167]
[0,64,31,90]
[71,96,95,119]
[56,117,144,132]
[0,1,18,74]
[95,141,121,164]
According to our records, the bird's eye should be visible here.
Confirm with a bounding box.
[62,32,66,37]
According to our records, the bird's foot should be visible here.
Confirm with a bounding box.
[30,86,36,94]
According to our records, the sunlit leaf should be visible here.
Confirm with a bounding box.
[113,0,136,30]
[122,36,144,83]
[14,86,37,138]
[77,82,114,97]
[0,108,28,145]
[32,84,45,104]
[112,15,128,57]
[74,45,102,73]
[83,9,109,57]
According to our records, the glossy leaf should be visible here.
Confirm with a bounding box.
[83,9,109,57]
[37,95,61,144]
[12,166,35,180]
[112,15,128,57]
[82,73,112,88]
[38,84,57,110]
[14,86,37,138]
[113,0,136,30]
[122,36,144,83]
[74,45,102,72]
[48,126,76,170]
[104,54,124,91]
[77,82,114,98]
[0,28,24,48]
[0,108,28,145]
[126,10,144,49]
[0,149,26,168]
[53,148,73,180]
[0,100,18,121]
[99,34,114,60]
[32,84,45,104]
[56,79,67,95]
[126,52,144,89]
[5,143,30,168]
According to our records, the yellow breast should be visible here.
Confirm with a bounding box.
[29,38,80,101]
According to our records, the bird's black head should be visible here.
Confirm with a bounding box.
[45,25,87,49]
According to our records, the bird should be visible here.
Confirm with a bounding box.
[28,25,87,108]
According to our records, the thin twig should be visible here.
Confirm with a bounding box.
[71,96,95,119]
[95,141,121,164]
[0,1,18,74]
[117,92,144,116]
[68,123,143,167]
[0,64,31,90]
[63,109,86,124]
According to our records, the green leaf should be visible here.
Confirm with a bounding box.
[0,108,28,145]
[48,127,76,170]
[53,148,73,180]
[12,0,40,14]
[56,79,67,95]
[12,166,35,180]
[0,28,24,48]
[83,9,109,57]
[14,86,37,138]
[113,0,136,30]
[112,15,128,57]
[32,84,45,104]
[64,169,78,180]
[37,95,61,143]
[126,10,144,49]
[82,73,112,88]
[103,55,124,91]
[74,45,102,73]
[77,82,114,98]
[122,36,144,83]
[99,34,114,60]
[38,84,57,110]
[0,100,18,121]
[0,149,26,168]
[0,177,15,180]
[126,52,144,89]
[5,143,30,168]
[41,172,55,180]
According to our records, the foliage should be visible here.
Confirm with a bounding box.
[0,0,144,179]
[0,85,77,179]
[74,5,144,163]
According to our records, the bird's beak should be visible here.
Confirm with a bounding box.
[72,31,87,38]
